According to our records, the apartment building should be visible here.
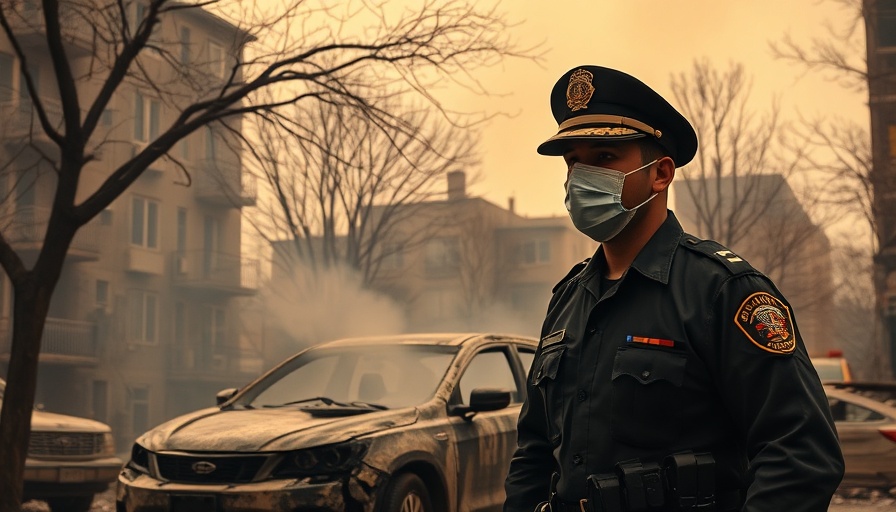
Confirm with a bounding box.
[865,0,896,376]
[0,1,262,449]
[673,174,836,356]
[270,171,595,346]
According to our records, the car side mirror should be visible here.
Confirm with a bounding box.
[449,388,512,420]
[216,387,238,406]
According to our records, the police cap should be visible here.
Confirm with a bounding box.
[537,65,698,167]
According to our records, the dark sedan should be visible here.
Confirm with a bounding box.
[116,333,538,512]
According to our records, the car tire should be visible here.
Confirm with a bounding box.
[381,473,433,512]
[45,495,94,512]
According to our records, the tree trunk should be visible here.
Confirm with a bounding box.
[0,278,53,511]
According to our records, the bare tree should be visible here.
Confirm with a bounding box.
[670,59,826,272]
[249,97,479,289]
[0,0,532,506]
[769,0,889,377]
[670,59,836,350]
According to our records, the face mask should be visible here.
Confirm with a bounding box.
[564,159,658,242]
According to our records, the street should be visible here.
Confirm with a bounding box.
[19,488,896,511]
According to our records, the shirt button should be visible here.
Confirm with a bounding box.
[588,328,597,334]
[573,454,583,465]
[641,370,651,379]
[577,389,587,402]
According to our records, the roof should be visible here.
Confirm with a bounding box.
[321,332,537,348]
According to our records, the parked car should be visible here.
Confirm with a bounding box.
[0,377,122,512]
[117,333,538,512]
[825,384,896,489]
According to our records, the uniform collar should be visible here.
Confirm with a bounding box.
[580,210,683,296]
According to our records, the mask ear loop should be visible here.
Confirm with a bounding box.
[620,159,660,212]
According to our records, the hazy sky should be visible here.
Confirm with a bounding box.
[441,0,867,218]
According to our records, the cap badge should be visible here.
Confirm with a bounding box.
[566,69,595,112]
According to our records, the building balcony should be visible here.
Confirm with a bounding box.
[0,317,98,366]
[194,158,257,208]
[3,206,103,262]
[166,345,265,381]
[0,98,64,148]
[6,1,92,55]
[171,250,259,296]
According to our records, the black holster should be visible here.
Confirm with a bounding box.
[582,451,717,512]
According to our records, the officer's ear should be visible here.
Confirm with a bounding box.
[652,156,675,193]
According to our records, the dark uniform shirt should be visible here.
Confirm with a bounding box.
[504,211,844,512]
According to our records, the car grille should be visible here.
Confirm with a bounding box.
[155,453,269,483]
[29,432,105,457]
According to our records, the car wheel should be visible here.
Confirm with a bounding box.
[45,495,95,512]
[382,473,433,512]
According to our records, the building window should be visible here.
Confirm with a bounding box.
[518,239,551,265]
[205,126,216,159]
[131,196,158,249]
[0,52,12,103]
[96,280,109,307]
[380,242,404,270]
[208,41,226,79]
[128,386,150,438]
[176,208,187,254]
[180,26,191,65]
[128,290,157,343]
[101,108,113,127]
[91,380,108,423]
[424,237,460,273]
[878,0,896,48]
[201,306,226,367]
[134,92,160,142]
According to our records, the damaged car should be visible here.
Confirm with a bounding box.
[116,332,538,511]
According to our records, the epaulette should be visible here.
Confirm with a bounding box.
[679,236,756,275]
[552,258,590,293]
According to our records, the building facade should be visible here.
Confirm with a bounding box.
[0,1,262,450]
[270,171,595,348]
[865,0,896,377]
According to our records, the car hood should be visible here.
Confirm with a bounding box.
[30,408,111,433]
[139,406,420,452]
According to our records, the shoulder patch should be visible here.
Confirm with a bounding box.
[734,292,796,354]
[552,258,590,293]
[680,237,754,275]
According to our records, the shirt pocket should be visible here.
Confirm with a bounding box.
[531,343,566,446]
[610,346,687,448]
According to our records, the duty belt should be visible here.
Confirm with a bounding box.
[549,451,741,512]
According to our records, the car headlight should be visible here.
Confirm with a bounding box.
[127,443,151,473]
[272,441,369,479]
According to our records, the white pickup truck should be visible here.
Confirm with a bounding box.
[1,378,122,512]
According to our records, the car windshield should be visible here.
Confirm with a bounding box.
[235,343,458,410]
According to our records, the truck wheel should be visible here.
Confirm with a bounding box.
[381,473,433,512]
[46,495,94,512]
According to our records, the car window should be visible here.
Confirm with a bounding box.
[457,349,519,404]
[243,344,457,409]
[518,347,535,377]
[828,397,887,422]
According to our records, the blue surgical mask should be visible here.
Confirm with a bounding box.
[564,159,658,242]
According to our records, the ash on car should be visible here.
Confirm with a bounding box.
[117,333,538,512]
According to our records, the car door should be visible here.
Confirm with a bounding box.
[449,344,524,512]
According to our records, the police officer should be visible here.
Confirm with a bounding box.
[503,66,844,512]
